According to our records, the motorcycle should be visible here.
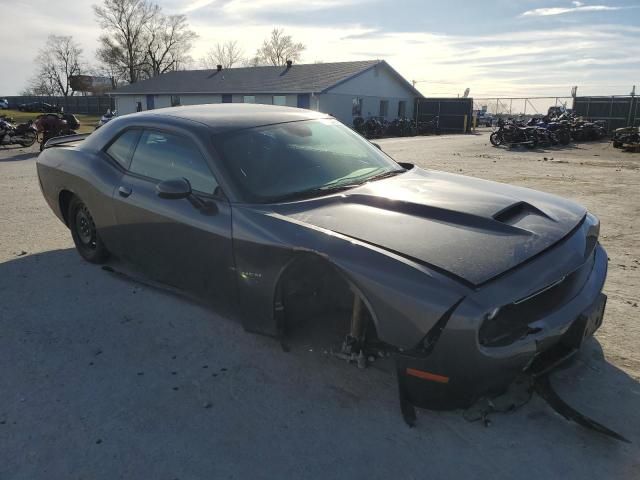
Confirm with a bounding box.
[571,120,606,142]
[417,116,440,135]
[353,116,386,139]
[35,113,80,151]
[526,118,571,146]
[612,126,639,148]
[490,119,538,148]
[0,117,38,147]
[95,109,117,130]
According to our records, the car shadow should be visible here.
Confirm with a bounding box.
[0,146,38,161]
[1,248,638,478]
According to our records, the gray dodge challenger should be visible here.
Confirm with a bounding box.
[37,104,607,419]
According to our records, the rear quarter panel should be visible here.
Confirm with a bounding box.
[36,146,123,252]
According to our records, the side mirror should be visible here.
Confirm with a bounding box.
[156,177,192,199]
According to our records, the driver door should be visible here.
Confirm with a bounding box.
[111,128,235,308]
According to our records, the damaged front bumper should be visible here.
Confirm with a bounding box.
[395,243,608,413]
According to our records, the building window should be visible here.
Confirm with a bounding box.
[272,95,287,106]
[170,95,181,107]
[243,96,256,104]
[352,97,363,116]
[379,100,389,118]
[398,100,407,118]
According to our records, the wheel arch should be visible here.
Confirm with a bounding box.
[272,251,381,340]
[58,189,76,226]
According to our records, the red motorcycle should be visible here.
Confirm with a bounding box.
[35,113,81,151]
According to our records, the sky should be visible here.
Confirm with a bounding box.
[1,0,639,98]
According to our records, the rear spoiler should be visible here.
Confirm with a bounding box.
[44,133,91,149]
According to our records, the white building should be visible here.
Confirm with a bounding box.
[110,60,422,126]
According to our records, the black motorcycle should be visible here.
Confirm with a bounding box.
[0,118,38,147]
[612,126,639,148]
[353,116,386,139]
[417,116,440,135]
[490,119,538,148]
[571,120,606,142]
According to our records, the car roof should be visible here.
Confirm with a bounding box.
[126,104,331,134]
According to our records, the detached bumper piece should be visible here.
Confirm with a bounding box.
[534,375,630,443]
[396,293,629,442]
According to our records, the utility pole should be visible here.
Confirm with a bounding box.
[628,85,636,126]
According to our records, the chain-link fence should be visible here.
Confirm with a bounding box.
[473,97,573,118]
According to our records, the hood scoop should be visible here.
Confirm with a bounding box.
[493,201,556,225]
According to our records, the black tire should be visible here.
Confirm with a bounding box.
[558,130,571,145]
[525,134,538,149]
[489,132,502,146]
[19,131,37,147]
[68,196,109,264]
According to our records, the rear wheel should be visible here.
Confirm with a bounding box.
[19,131,36,147]
[558,130,570,145]
[68,196,109,264]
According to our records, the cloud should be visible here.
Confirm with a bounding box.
[222,0,359,14]
[521,4,622,17]
[180,0,216,13]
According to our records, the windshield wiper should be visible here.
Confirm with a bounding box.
[265,170,405,203]
[363,169,405,183]
[266,183,362,203]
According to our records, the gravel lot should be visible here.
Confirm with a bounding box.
[1,133,639,479]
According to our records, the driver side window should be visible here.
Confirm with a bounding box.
[129,129,218,194]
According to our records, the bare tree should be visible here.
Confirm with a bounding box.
[24,74,58,96]
[93,0,159,84]
[242,55,263,68]
[29,35,83,96]
[255,28,305,66]
[143,14,197,77]
[202,40,243,69]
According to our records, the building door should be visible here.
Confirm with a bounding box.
[297,94,310,109]
[222,94,232,103]
[146,95,155,110]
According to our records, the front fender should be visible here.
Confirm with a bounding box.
[231,206,468,349]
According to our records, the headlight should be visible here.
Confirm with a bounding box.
[585,212,600,238]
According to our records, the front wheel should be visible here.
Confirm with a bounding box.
[68,196,109,264]
[558,130,571,145]
[525,134,538,149]
[490,132,502,146]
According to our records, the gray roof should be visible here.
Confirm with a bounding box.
[112,60,421,96]
[116,103,330,133]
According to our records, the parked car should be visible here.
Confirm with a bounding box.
[35,104,608,420]
[0,98,9,109]
[18,101,60,113]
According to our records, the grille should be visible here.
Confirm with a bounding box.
[479,251,596,347]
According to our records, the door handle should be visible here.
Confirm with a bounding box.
[118,186,132,198]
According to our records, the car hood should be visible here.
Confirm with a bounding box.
[271,167,586,286]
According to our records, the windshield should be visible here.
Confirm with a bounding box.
[214,119,404,203]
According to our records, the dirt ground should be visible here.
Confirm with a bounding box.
[1,133,639,479]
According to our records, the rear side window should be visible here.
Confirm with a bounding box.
[106,130,141,168]
[129,130,217,194]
